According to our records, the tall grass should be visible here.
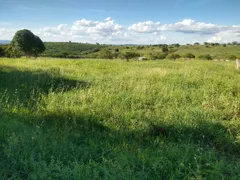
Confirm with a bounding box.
[0,58,240,179]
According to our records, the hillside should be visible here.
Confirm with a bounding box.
[41,42,108,58]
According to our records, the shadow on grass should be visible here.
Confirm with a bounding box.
[1,109,240,179]
[0,65,89,106]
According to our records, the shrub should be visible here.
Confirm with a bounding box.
[4,45,22,58]
[99,49,113,59]
[162,45,168,53]
[228,55,237,60]
[120,51,140,61]
[183,53,195,59]
[198,54,213,60]
[166,53,181,61]
[148,52,167,60]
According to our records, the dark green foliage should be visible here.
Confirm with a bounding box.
[99,49,113,59]
[228,55,237,60]
[4,45,22,58]
[11,29,45,57]
[0,47,4,57]
[32,36,46,57]
[232,41,239,45]
[166,53,181,60]
[183,53,195,59]
[198,54,213,60]
[162,45,168,53]
[42,42,106,58]
[137,46,144,50]
[148,52,167,60]
[120,51,140,61]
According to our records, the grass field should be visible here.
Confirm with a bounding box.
[0,58,240,179]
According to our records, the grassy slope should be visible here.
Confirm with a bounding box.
[0,58,240,179]
[42,42,107,57]
[105,45,240,59]
[176,45,240,59]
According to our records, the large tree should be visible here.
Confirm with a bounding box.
[11,29,45,57]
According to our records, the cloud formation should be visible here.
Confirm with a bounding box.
[128,19,230,35]
[1,18,240,44]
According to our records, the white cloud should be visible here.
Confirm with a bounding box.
[128,21,161,33]
[208,29,240,43]
[128,19,229,35]
[71,17,123,37]
[0,28,15,39]
[1,18,240,44]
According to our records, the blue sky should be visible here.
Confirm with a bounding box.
[1,0,240,44]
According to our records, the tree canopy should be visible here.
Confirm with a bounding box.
[11,29,45,57]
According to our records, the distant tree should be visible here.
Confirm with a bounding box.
[115,48,119,53]
[11,29,45,57]
[162,45,168,53]
[183,53,195,59]
[62,52,69,58]
[228,55,237,60]
[120,51,140,61]
[0,46,5,57]
[222,44,226,47]
[232,41,239,45]
[148,52,167,60]
[166,53,181,61]
[99,49,113,59]
[194,42,200,46]
[137,46,144,50]
[198,54,213,60]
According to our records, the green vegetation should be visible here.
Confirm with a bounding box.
[11,29,45,57]
[1,42,240,60]
[41,42,107,58]
[183,53,195,59]
[120,51,140,61]
[166,53,181,61]
[0,58,240,179]
[176,44,240,59]
[198,54,213,60]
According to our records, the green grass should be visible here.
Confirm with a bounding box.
[176,45,240,59]
[0,58,240,179]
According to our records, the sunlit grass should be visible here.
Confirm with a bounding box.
[0,58,240,179]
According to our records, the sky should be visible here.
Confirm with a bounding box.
[1,0,240,44]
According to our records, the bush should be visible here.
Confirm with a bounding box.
[120,51,140,61]
[183,53,195,59]
[162,45,168,53]
[99,49,113,59]
[228,55,237,60]
[166,53,181,61]
[198,54,213,60]
[148,52,167,60]
[4,45,22,58]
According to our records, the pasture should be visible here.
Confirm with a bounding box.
[0,58,240,179]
